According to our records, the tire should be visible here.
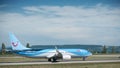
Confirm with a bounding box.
[82,57,86,61]
[48,58,51,62]
[52,57,57,62]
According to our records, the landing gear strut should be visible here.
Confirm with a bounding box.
[82,57,86,61]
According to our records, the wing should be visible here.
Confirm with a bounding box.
[46,47,71,60]
[46,53,56,58]
[46,46,62,59]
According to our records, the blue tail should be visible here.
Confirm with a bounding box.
[9,33,30,50]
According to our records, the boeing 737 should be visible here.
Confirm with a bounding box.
[9,33,92,62]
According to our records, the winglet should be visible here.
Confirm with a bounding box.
[55,45,60,53]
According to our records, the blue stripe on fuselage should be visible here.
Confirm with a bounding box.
[14,49,92,57]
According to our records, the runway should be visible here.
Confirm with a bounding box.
[0,55,120,65]
[0,60,120,66]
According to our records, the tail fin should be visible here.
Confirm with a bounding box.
[9,33,30,50]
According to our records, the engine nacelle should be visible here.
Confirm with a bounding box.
[62,54,71,60]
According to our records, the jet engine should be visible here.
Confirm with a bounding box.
[62,54,71,60]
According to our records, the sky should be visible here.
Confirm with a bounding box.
[0,0,120,48]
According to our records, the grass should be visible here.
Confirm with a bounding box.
[0,62,120,68]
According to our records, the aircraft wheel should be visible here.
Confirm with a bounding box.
[82,57,86,61]
[48,58,51,62]
[52,57,57,62]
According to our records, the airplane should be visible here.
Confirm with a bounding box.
[9,33,92,62]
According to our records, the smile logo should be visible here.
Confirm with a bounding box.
[77,49,81,52]
[12,41,18,47]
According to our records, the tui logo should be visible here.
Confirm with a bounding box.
[77,49,81,52]
[12,41,18,47]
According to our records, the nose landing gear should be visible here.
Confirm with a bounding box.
[82,57,87,61]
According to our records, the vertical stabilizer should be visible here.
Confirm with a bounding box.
[9,33,30,50]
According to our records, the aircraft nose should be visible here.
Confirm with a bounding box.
[89,52,92,56]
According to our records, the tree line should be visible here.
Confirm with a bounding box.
[0,43,30,55]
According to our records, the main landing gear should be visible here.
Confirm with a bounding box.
[48,58,51,62]
[48,57,57,62]
[82,57,87,61]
